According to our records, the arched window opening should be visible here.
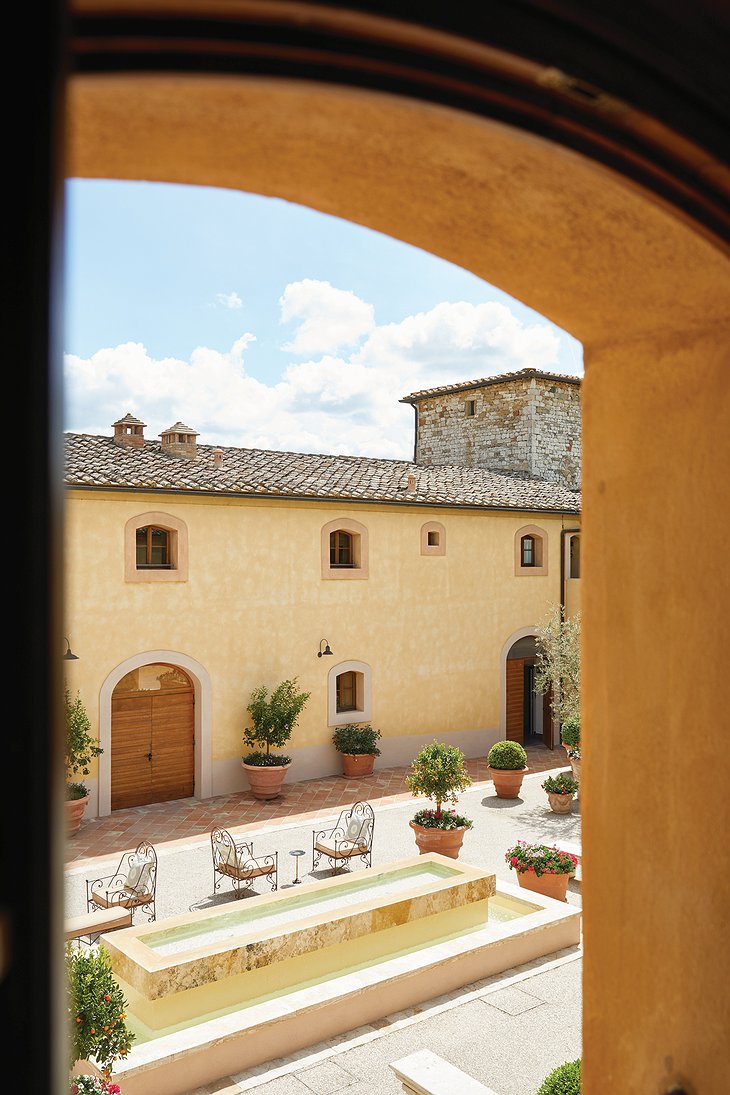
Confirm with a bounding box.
[136,526,171,569]
[569,535,581,578]
[336,670,358,712]
[521,535,535,567]
[330,530,354,568]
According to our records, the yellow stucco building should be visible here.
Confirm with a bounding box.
[63,369,581,820]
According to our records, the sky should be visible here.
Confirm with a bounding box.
[63,178,583,461]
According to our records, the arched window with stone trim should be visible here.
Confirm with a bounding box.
[514,524,548,576]
[321,517,369,579]
[125,511,189,582]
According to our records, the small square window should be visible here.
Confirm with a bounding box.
[427,531,439,547]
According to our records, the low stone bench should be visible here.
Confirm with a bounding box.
[64,906,132,942]
[390,1050,499,1094]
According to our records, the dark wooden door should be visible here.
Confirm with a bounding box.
[111,686,194,809]
[506,658,525,743]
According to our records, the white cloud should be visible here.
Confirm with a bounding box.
[64,296,580,460]
[279,279,375,355]
[215,291,243,310]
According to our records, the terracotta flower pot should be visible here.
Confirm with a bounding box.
[65,792,90,836]
[409,820,469,859]
[487,766,528,799]
[517,868,570,902]
[569,757,581,795]
[547,791,575,814]
[341,753,376,778]
[241,761,291,800]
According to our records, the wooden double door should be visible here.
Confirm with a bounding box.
[506,657,554,748]
[111,685,194,810]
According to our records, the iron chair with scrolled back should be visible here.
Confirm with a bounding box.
[86,838,158,923]
[312,800,375,875]
[210,827,278,898]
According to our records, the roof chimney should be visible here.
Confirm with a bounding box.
[112,413,146,448]
[213,447,223,467]
[407,473,417,492]
[160,422,199,459]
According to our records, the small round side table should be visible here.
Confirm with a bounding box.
[290,848,306,885]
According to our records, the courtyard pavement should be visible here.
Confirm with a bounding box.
[64,746,582,1095]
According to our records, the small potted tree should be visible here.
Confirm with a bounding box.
[67,941,134,1082]
[405,740,473,859]
[541,771,579,814]
[332,722,382,778]
[241,678,311,799]
[65,687,103,835]
[486,740,528,799]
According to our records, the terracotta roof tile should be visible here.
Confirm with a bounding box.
[64,432,580,513]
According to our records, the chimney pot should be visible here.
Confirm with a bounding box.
[213,447,223,466]
[407,473,417,491]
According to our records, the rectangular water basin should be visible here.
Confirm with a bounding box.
[104,858,580,1095]
[104,853,495,1023]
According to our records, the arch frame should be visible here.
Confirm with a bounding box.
[97,649,212,816]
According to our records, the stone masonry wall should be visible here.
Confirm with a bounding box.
[413,375,581,489]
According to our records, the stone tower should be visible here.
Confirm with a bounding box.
[400,368,581,489]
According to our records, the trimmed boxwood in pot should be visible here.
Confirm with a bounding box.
[536,1058,581,1094]
[487,740,528,770]
[560,715,580,749]
[486,740,528,799]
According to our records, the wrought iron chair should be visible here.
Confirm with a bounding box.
[86,838,157,923]
[211,827,278,898]
[312,800,375,874]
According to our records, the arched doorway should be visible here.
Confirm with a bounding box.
[111,663,194,809]
[504,635,554,749]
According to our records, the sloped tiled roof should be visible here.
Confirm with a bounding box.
[64,432,580,513]
[401,367,582,403]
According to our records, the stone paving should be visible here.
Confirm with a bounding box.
[66,743,565,866]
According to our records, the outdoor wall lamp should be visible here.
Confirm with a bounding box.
[63,637,79,660]
[317,639,333,658]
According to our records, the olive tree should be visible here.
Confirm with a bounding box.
[533,605,581,727]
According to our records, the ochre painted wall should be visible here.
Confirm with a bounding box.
[63,488,571,798]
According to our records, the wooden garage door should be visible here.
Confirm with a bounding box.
[111,686,194,810]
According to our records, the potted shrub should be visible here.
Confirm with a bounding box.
[561,715,581,790]
[486,740,528,798]
[542,771,579,814]
[505,840,578,901]
[241,678,311,799]
[560,715,580,753]
[332,722,382,778]
[66,941,134,1081]
[536,1059,581,1095]
[405,740,473,859]
[65,687,103,835]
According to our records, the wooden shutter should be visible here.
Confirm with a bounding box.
[506,659,525,743]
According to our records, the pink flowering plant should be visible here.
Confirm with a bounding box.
[541,772,579,795]
[505,840,578,877]
[70,1078,122,1095]
[411,807,473,830]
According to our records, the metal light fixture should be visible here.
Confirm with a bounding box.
[63,637,79,661]
[317,639,333,658]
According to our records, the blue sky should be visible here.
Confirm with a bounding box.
[63,178,583,460]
